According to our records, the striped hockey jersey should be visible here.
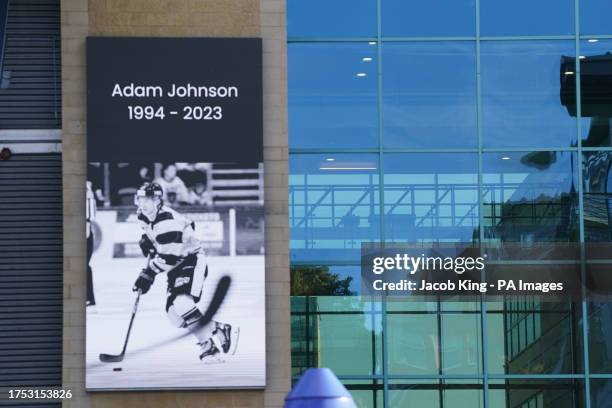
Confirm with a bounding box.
[137,205,201,263]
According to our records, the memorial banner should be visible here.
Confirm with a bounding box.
[85,37,265,390]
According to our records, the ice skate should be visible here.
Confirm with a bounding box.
[217,323,240,355]
[198,340,223,364]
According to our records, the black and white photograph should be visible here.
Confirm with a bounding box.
[85,161,265,390]
[85,36,264,390]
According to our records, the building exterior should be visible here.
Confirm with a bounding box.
[286,1,612,408]
[0,0,289,407]
[0,0,612,407]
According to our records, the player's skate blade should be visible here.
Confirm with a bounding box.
[227,327,240,356]
[201,354,225,364]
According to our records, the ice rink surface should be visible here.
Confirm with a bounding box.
[86,254,265,390]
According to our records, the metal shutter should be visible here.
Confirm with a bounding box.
[0,0,61,129]
[0,2,7,71]
[0,153,62,407]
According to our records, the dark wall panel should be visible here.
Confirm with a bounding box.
[0,0,61,129]
[0,154,62,407]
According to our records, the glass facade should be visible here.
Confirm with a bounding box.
[287,1,612,407]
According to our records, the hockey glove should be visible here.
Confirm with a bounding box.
[139,234,156,258]
[133,267,156,294]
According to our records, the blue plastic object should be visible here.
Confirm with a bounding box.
[284,368,358,408]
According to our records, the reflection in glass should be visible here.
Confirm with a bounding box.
[480,0,573,36]
[388,381,483,408]
[382,42,477,148]
[386,297,439,312]
[582,149,612,372]
[575,40,612,147]
[288,43,379,148]
[387,314,438,375]
[482,152,579,243]
[387,312,482,375]
[481,41,576,148]
[580,0,612,36]
[289,154,379,262]
[344,381,383,408]
[290,311,311,377]
[290,295,382,377]
[381,0,475,37]
[290,265,383,311]
[287,0,376,38]
[587,301,612,374]
[383,153,479,243]
[291,265,360,297]
[317,314,380,376]
[487,298,583,374]
[590,379,612,407]
[489,379,585,408]
[441,314,482,375]
[388,384,438,407]
[583,151,612,241]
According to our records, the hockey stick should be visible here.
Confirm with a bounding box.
[99,255,185,363]
[195,275,232,328]
[92,276,231,367]
[99,289,142,363]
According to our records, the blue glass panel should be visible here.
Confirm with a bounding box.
[347,384,383,408]
[583,151,612,242]
[289,43,379,148]
[480,0,574,36]
[287,0,376,38]
[487,301,582,374]
[389,382,484,408]
[382,0,475,37]
[489,380,586,407]
[482,151,579,243]
[290,265,370,297]
[587,300,612,374]
[481,41,577,148]
[382,42,477,148]
[290,295,383,378]
[387,314,439,375]
[289,153,380,262]
[591,379,612,405]
[580,0,612,36]
[383,153,479,243]
[441,314,482,375]
[577,40,612,147]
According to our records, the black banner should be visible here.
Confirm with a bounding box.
[87,37,262,163]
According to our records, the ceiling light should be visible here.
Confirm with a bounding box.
[501,156,511,161]
[326,158,335,162]
[588,39,599,43]
[579,55,586,59]
[564,71,575,75]
[362,57,373,62]
[368,41,377,45]
[356,72,367,77]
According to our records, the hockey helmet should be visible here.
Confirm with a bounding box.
[135,182,164,208]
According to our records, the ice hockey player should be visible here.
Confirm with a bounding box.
[132,182,239,362]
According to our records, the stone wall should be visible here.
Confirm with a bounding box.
[61,0,289,406]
